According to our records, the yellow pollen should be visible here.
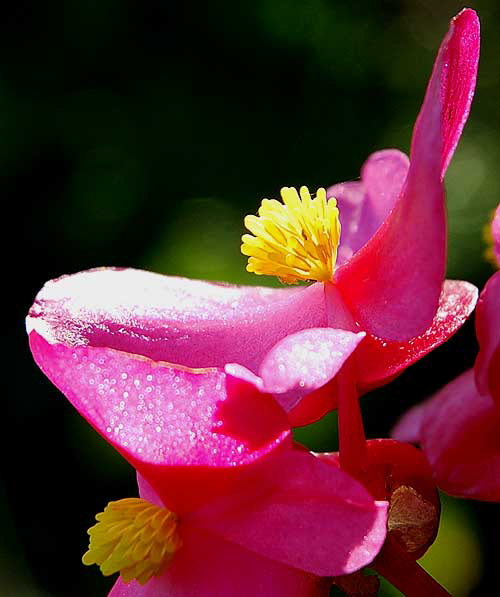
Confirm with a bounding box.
[82,498,181,586]
[241,186,341,284]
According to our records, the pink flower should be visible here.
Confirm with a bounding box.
[28,9,480,437]
[27,332,387,595]
[394,204,500,501]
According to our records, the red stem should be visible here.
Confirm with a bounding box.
[373,536,451,597]
[336,360,368,477]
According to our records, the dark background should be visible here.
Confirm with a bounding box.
[3,1,499,594]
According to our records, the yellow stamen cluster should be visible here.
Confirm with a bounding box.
[241,186,341,284]
[82,498,181,585]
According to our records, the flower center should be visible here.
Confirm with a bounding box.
[241,186,341,284]
[82,498,181,585]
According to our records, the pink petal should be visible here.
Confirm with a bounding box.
[258,328,365,414]
[391,401,427,445]
[28,268,327,373]
[191,447,387,577]
[393,370,500,502]
[28,330,290,513]
[328,150,409,265]
[326,180,367,266]
[336,10,479,341]
[225,325,365,428]
[492,204,500,266]
[356,280,478,390]
[109,525,327,597]
[286,380,338,428]
[269,279,477,417]
[475,271,500,404]
[439,9,480,177]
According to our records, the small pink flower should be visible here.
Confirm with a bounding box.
[394,204,500,501]
[28,332,387,595]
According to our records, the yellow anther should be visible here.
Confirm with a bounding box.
[241,186,341,284]
[82,498,181,586]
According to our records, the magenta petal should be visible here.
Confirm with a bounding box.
[492,205,500,265]
[336,143,445,340]
[475,271,500,404]
[356,279,478,390]
[327,180,367,266]
[438,9,480,177]
[28,268,327,373]
[258,328,365,412]
[336,11,479,341]
[391,401,426,445]
[192,447,387,576]
[394,370,500,501]
[28,331,290,512]
[109,525,327,597]
[329,150,409,266]
[355,150,409,243]
[28,331,289,466]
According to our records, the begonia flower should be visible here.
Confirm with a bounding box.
[28,10,480,448]
[27,330,387,595]
[242,7,479,478]
[394,204,500,501]
[319,440,450,597]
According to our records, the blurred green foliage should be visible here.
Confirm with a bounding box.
[4,0,500,594]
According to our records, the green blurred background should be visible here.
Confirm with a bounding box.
[4,0,499,594]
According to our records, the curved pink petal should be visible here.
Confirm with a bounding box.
[356,280,478,390]
[492,205,500,265]
[355,150,410,244]
[327,180,366,267]
[336,10,479,341]
[109,525,328,597]
[393,370,500,502]
[328,150,409,265]
[258,328,365,414]
[439,9,480,177]
[391,401,427,445]
[28,330,290,513]
[28,268,327,373]
[475,271,500,404]
[191,447,387,577]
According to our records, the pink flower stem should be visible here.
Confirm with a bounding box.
[373,536,451,597]
[336,359,368,477]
